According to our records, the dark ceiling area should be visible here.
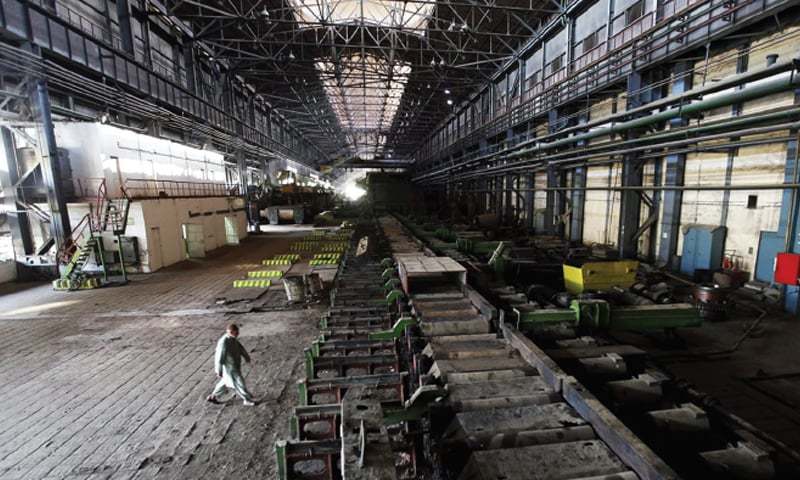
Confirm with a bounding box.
[161,0,556,168]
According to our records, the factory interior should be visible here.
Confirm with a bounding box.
[2,0,800,478]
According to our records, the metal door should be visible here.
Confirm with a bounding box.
[182,223,205,258]
[224,217,239,245]
[148,226,164,271]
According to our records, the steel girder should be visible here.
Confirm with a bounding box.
[159,0,552,163]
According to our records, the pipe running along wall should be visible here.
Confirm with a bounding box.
[414,59,800,184]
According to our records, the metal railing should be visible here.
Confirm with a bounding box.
[657,0,703,20]
[543,66,568,90]
[610,12,655,50]
[418,0,776,165]
[573,42,608,72]
[121,178,240,199]
[75,176,106,199]
[57,213,92,263]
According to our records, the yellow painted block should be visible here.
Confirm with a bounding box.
[233,279,272,288]
[262,259,291,266]
[247,270,283,278]
[563,260,638,294]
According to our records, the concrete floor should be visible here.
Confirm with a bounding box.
[0,232,320,479]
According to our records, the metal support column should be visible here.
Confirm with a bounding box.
[657,62,693,267]
[32,80,71,251]
[0,127,33,255]
[116,0,135,55]
[494,174,503,218]
[545,165,565,236]
[505,129,515,224]
[570,113,589,243]
[183,42,197,95]
[525,172,535,231]
[782,133,800,313]
[479,138,489,213]
[618,71,649,258]
[570,167,586,243]
[236,149,247,197]
[618,155,643,258]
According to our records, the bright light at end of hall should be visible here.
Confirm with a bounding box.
[343,182,366,201]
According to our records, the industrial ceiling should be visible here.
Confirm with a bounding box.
[163,0,556,168]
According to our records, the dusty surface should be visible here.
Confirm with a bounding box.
[623,308,800,452]
[0,231,321,479]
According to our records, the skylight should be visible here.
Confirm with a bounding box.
[316,55,411,159]
[287,0,432,160]
[287,0,434,31]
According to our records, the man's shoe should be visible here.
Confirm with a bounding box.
[243,400,256,406]
[206,395,220,404]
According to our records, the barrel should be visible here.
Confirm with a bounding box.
[283,275,306,302]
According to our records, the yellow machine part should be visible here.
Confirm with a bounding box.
[563,260,639,294]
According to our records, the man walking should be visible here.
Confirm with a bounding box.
[207,323,257,406]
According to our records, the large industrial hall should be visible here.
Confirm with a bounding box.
[2,0,800,478]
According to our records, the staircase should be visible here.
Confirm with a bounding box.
[100,197,131,235]
[53,180,131,291]
[53,237,102,290]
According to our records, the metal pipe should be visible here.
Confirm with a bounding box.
[445,115,800,182]
[459,183,800,192]
[783,132,800,253]
[421,59,798,173]
[415,62,800,182]
[507,71,800,158]
[420,107,800,183]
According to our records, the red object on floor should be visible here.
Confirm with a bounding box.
[775,253,800,285]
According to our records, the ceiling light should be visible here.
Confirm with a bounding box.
[260,7,270,17]
[446,99,453,105]
[430,58,436,67]
[444,89,450,95]
[439,58,446,66]
[288,51,296,60]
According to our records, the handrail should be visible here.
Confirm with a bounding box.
[609,12,655,50]
[122,178,240,199]
[92,178,107,231]
[572,42,608,72]
[420,0,768,163]
[542,66,568,90]
[58,213,92,263]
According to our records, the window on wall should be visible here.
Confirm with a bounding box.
[481,90,492,118]
[526,70,540,91]
[495,76,508,111]
[508,67,520,101]
[548,54,564,74]
[626,0,645,25]
[470,103,478,129]
[524,50,542,94]
[582,30,599,53]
